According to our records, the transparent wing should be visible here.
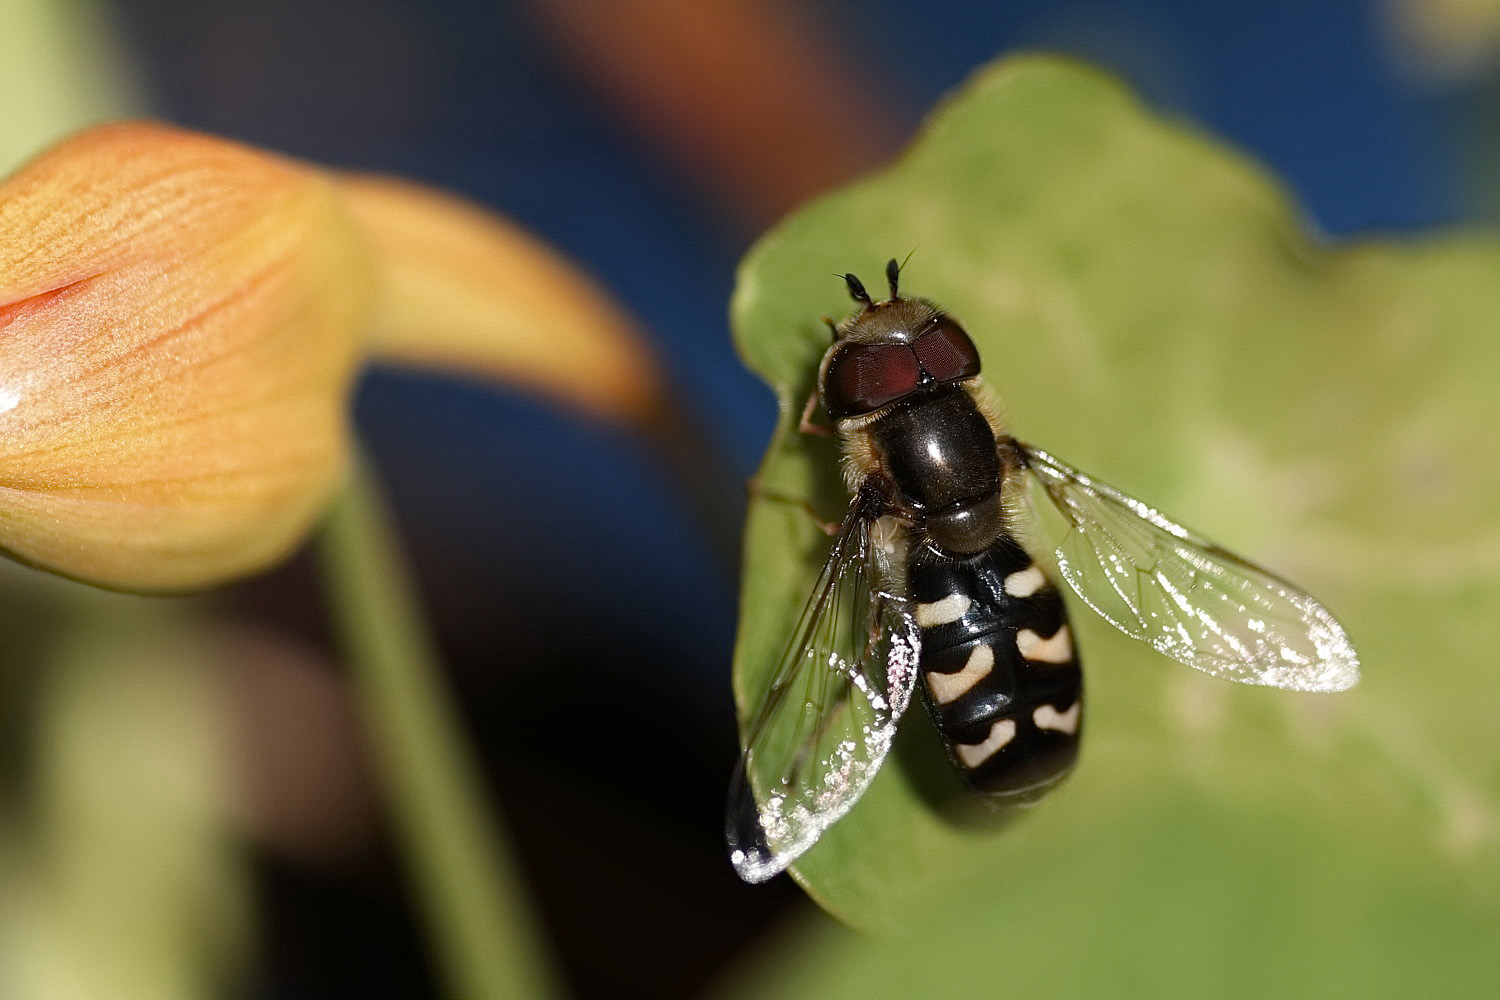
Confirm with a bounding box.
[1017,444,1359,692]
[727,485,921,883]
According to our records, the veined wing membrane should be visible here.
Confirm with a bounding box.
[1018,444,1359,693]
[728,484,920,883]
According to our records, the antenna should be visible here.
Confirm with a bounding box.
[843,272,872,305]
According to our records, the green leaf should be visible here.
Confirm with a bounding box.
[725,794,1500,1000]
[729,51,1500,946]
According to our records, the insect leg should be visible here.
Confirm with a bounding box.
[798,389,834,437]
[746,481,840,535]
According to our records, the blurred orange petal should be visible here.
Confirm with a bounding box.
[336,174,665,426]
[531,0,904,229]
[0,122,369,590]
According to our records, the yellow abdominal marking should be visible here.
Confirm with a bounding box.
[925,644,995,704]
[1016,625,1073,664]
[955,719,1017,768]
[1003,565,1046,598]
[915,593,972,628]
[1033,701,1081,735]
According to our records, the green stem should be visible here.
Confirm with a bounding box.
[317,457,560,1000]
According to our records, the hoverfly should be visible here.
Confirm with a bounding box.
[727,259,1359,884]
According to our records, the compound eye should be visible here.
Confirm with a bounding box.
[913,317,981,382]
[822,343,921,418]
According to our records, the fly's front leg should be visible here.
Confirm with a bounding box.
[750,386,841,533]
[746,480,840,536]
[798,388,833,437]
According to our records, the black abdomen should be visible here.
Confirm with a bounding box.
[909,534,1083,797]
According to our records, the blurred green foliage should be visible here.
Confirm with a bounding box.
[0,573,247,999]
[0,0,141,172]
[729,54,1500,991]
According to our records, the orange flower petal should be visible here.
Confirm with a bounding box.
[0,123,369,590]
[335,174,665,426]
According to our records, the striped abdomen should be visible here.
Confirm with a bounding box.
[909,534,1083,797]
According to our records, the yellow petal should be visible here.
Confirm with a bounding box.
[335,174,664,426]
[1388,0,1500,80]
[0,122,369,590]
